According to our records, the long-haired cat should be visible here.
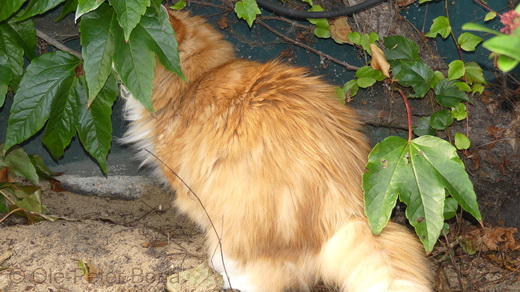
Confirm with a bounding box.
[123,8,432,292]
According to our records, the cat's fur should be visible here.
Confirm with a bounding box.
[123,9,432,292]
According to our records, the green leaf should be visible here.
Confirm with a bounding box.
[5,51,81,151]
[458,32,482,52]
[454,81,471,92]
[484,12,497,21]
[364,135,481,251]
[443,197,458,220]
[12,18,37,60]
[136,2,184,79]
[0,0,26,22]
[431,70,445,88]
[413,117,436,136]
[76,0,105,20]
[301,0,313,5]
[108,0,150,41]
[343,79,359,98]
[79,3,117,104]
[0,24,23,92]
[430,109,453,130]
[496,54,519,72]
[426,16,451,38]
[357,77,376,88]
[56,0,78,21]
[434,79,469,107]
[454,132,471,150]
[307,5,330,38]
[16,0,67,21]
[0,183,47,215]
[77,74,118,173]
[347,32,360,44]
[383,36,420,72]
[471,83,485,95]
[464,62,486,84]
[356,66,385,81]
[451,102,468,121]
[0,52,12,106]
[462,23,504,36]
[170,1,186,10]
[448,60,464,80]
[3,146,39,184]
[395,61,434,98]
[484,35,520,61]
[42,73,82,159]
[234,0,261,27]
[113,15,155,113]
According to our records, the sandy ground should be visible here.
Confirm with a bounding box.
[0,181,519,292]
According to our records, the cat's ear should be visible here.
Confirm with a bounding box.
[165,8,188,45]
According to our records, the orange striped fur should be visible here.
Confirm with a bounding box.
[122,9,432,292]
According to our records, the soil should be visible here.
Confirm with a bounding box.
[0,181,519,292]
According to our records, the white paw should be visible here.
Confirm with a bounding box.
[210,254,255,291]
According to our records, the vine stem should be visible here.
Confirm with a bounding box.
[398,89,413,141]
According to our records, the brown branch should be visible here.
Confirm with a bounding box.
[37,29,82,59]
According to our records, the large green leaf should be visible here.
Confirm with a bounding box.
[77,74,118,173]
[16,0,67,21]
[363,135,481,251]
[108,0,150,41]
[0,0,26,22]
[113,19,155,113]
[136,2,184,78]
[395,61,434,98]
[458,32,482,52]
[42,72,82,159]
[79,3,118,104]
[5,51,81,150]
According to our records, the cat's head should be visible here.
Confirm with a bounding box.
[164,8,235,77]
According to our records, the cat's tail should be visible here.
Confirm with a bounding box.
[319,218,432,292]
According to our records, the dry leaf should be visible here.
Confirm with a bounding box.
[370,44,390,77]
[330,17,352,44]
[397,0,417,7]
[142,239,169,248]
[464,227,520,252]
[218,15,228,30]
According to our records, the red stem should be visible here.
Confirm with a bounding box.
[399,89,413,141]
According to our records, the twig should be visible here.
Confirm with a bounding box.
[256,19,360,71]
[0,207,24,224]
[36,29,82,59]
[144,149,233,290]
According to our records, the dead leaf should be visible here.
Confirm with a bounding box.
[330,17,352,44]
[463,227,520,252]
[142,239,169,248]
[218,15,228,30]
[0,167,9,182]
[397,0,417,7]
[370,44,390,77]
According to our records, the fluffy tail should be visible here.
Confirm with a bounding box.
[319,218,432,292]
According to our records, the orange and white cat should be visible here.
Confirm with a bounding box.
[123,8,432,292]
